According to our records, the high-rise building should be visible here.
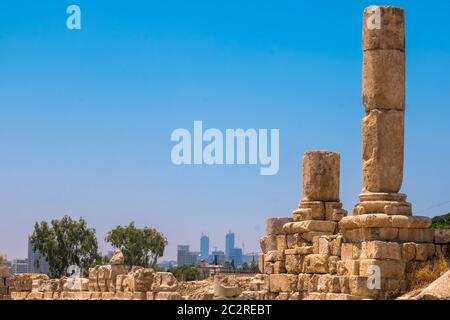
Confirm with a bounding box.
[225,231,235,259]
[229,248,243,267]
[200,233,209,261]
[242,252,259,265]
[211,250,226,266]
[12,259,29,274]
[177,245,199,266]
[28,238,49,274]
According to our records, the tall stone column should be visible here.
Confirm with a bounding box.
[355,6,411,215]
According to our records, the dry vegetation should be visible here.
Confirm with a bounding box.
[408,257,449,291]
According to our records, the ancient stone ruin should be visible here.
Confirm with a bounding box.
[257,6,450,300]
[1,6,449,301]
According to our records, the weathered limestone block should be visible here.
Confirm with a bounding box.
[130,292,147,300]
[318,235,343,256]
[349,276,382,299]
[258,254,265,273]
[0,264,10,278]
[260,235,277,253]
[43,292,54,300]
[415,243,435,261]
[295,201,325,220]
[301,151,340,202]
[264,250,285,262]
[11,291,29,300]
[110,249,125,265]
[110,264,128,292]
[297,274,312,291]
[363,50,405,111]
[90,292,102,300]
[328,256,339,275]
[154,291,182,300]
[359,259,406,279]
[303,292,327,300]
[324,202,347,221]
[326,293,359,300]
[339,276,350,294]
[88,267,99,291]
[340,214,431,230]
[264,261,285,274]
[293,208,321,221]
[72,292,92,300]
[127,267,154,292]
[353,201,412,215]
[303,254,329,274]
[269,274,298,293]
[304,274,320,292]
[362,109,404,193]
[152,272,178,292]
[37,279,60,292]
[284,251,303,274]
[13,274,49,292]
[341,243,361,260]
[100,292,114,300]
[214,275,241,298]
[360,192,407,202]
[317,274,340,293]
[337,260,360,276]
[398,228,434,243]
[26,292,44,300]
[283,220,337,234]
[250,274,269,291]
[301,231,335,242]
[286,234,309,249]
[266,217,293,235]
[360,241,401,260]
[343,227,399,242]
[363,6,405,51]
[114,291,133,300]
[434,229,450,244]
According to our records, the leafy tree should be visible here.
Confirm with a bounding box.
[250,259,258,273]
[30,215,102,278]
[432,213,450,229]
[169,265,200,281]
[241,262,249,272]
[105,222,167,268]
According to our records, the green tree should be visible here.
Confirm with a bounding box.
[250,259,258,272]
[105,222,167,268]
[241,262,249,272]
[432,213,450,229]
[30,215,101,278]
[169,265,200,281]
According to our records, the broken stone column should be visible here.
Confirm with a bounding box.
[293,151,347,223]
[339,6,434,299]
[355,6,412,216]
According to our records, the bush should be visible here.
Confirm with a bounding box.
[169,265,200,281]
[431,213,450,229]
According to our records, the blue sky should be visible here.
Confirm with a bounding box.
[1,0,449,261]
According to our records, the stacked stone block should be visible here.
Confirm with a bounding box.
[0,260,13,300]
[7,250,181,300]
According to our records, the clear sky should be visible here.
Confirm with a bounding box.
[1,0,450,261]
